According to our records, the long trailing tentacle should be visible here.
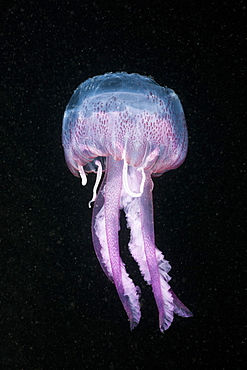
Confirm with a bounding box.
[91,157,141,329]
[122,166,192,331]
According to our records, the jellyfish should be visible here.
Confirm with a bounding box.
[62,72,193,332]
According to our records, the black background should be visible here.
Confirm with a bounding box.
[1,0,246,369]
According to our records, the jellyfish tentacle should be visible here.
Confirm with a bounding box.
[139,173,193,331]
[123,157,146,197]
[78,165,87,186]
[88,160,103,208]
[92,157,141,329]
[122,167,192,331]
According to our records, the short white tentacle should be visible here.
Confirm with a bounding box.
[88,160,103,208]
[78,165,87,186]
[123,158,145,197]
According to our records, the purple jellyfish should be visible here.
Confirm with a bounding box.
[62,72,193,332]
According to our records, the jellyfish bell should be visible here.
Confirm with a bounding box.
[63,72,187,174]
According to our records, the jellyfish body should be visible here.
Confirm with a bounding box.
[62,72,192,331]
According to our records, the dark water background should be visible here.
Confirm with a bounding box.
[1,0,245,369]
